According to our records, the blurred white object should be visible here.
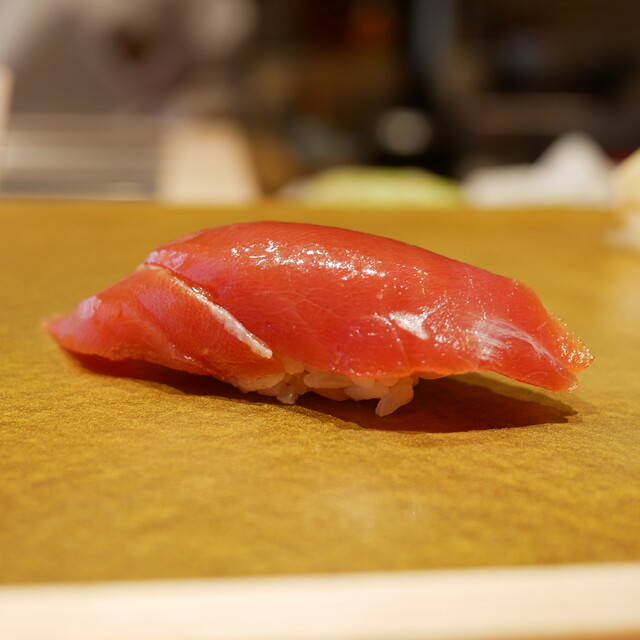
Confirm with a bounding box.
[609,149,640,251]
[463,132,615,207]
[0,0,257,114]
[1,564,640,640]
[158,119,259,204]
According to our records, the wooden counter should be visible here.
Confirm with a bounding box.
[1,200,639,637]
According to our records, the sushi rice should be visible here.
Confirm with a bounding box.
[232,358,440,416]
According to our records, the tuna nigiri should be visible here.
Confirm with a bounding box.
[45,221,592,416]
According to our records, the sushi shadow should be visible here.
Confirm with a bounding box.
[297,374,576,433]
[74,355,575,434]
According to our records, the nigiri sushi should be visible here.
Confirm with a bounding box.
[45,221,593,416]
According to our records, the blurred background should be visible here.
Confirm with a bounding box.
[0,0,639,203]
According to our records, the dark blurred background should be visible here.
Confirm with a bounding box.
[0,0,639,198]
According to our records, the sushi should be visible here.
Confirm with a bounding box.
[45,221,593,416]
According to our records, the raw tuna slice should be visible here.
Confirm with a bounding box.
[46,221,593,415]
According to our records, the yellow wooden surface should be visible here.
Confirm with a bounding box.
[1,200,639,585]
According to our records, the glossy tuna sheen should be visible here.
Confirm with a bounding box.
[46,221,593,415]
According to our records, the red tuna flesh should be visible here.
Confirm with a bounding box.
[46,221,593,394]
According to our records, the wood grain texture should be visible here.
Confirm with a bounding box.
[1,200,639,584]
